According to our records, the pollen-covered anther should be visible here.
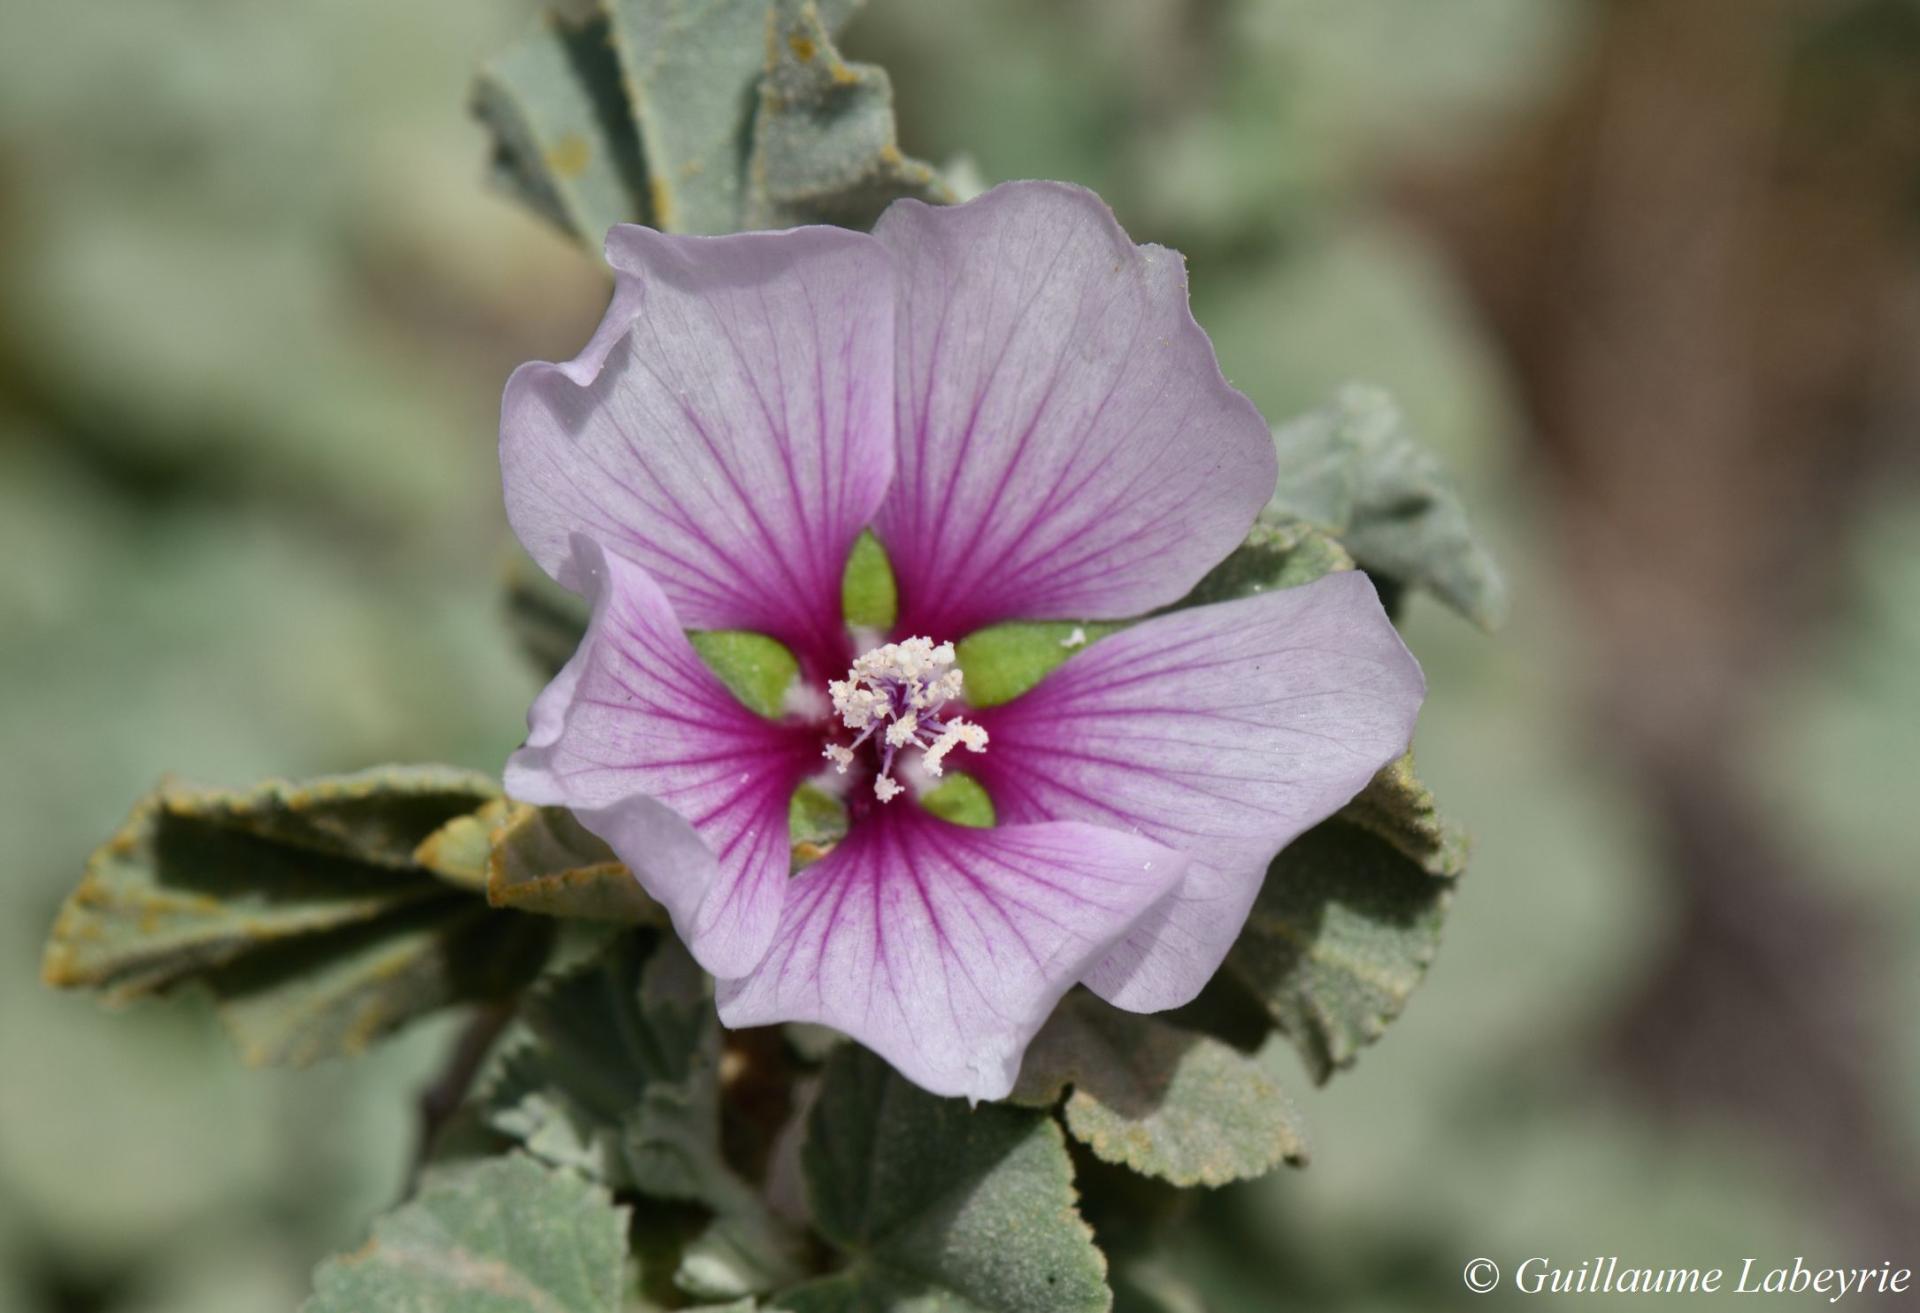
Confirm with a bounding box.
[822,636,989,802]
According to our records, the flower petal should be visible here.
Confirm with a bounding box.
[505,536,817,978]
[501,224,896,675]
[715,806,1188,1102]
[870,181,1276,638]
[969,571,1425,1011]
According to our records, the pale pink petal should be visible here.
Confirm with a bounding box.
[505,536,817,978]
[501,224,895,676]
[715,806,1188,1102]
[969,572,1425,1011]
[870,181,1276,639]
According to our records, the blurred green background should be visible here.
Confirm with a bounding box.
[2,1,1916,1309]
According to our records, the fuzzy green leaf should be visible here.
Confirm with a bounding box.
[1012,991,1309,1187]
[479,1,950,240]
[414,798,514,892]
[1341,753,1470,878]
[481,937,805,1299]
[1270,384,1508,628]
[607,0,778,234]
[210,901,551,1068]
[487,803,665,925]
[42,769,560,1066]
[43,767,500,1001]
[1173,515,1354,608]
[1224,761,1461,1083]
[304,1153,629,1313]
[475,5,651,241]
[746,0,954,230]
[781,1046,1108,1313]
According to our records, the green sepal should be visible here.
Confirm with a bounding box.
[690,630,802,719]
[919,772,996,828]
[953,622,1123,708]
[839,529,897,631]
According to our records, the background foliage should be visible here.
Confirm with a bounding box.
[3,0,1918,1309]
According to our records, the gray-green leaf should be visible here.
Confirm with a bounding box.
[1270,384,1508,628]
[210,900,550,1068]
[745,0,954,229]
[304,1153,629,1313]
[1224,760,1461,1083]
[1012,991,1309,1187]
[475,4,652,242]
[1172,515,1354,608]
[781,1045,1108,1313]
[480,936,805,1299]
[487,802,666,925]
[477,0,952,240]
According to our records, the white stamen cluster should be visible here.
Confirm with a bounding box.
[823,637,988,802]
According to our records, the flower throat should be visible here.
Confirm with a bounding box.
[822,637,988,802]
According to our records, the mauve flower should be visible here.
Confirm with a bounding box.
[501,181,1424,1100]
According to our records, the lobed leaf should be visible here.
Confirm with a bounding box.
[1269,384,1509,629]
[43,767,501,1002]
[480,936,805,1300]
[210,901,550,1068]
[1224,760,1461,1083]
[476,1,952,240]
[414,797,515,891]
[474,4,652,242]
[1012,991,1309,1188]
[1172,515,1354,608]
[1340,753,1470,878]
[304,1153,629,1313]
[782,1045,1108,1313]
[42,768,556,1066]
[487,802,666,925]
[745,0,954,230]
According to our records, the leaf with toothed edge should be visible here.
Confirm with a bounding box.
[487,802,667,925]
[478,936,806,1300]
[474,3,653,241]
[746,0,955,230]
[1269,384,1508,629]
[779,1045,1109,1313]
[1012,990,1310,1187]
[303,1153,630,1313]
[1224,759,1461,1084]
[476,1,954,240]
[41,768,553,1066]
